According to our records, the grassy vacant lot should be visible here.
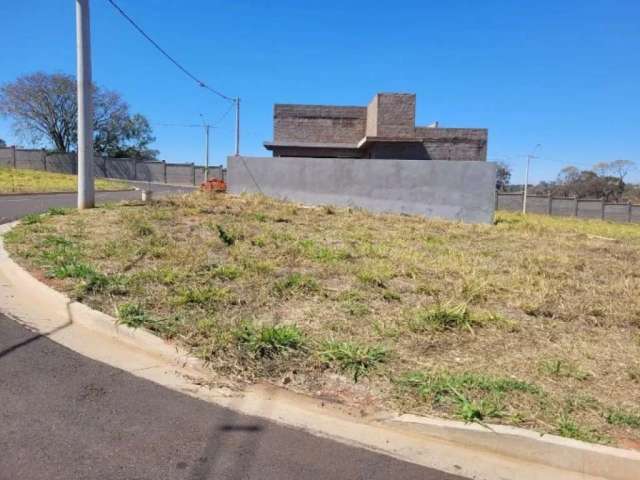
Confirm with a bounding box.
[0,167,130,193]
[5,193,640,447]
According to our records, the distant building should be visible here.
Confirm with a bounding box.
[264,93,487,161]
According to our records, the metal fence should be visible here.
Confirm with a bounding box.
[0,147,225,186]
[497,192,640,223]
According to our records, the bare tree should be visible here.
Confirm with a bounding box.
[495,161,512,191]
[0,72,156,157]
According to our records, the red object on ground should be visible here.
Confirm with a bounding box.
[200,178,227,193]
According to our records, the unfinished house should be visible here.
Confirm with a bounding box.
[264,93,487,161]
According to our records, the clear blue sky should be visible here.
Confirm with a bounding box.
[1,0,638,183]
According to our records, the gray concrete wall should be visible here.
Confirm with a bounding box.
[497,192,639,223]
[228,156,497,224]
[0,147,219,186]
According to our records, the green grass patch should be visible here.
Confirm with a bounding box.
[235,323,305,358]
[0,166,130,193]
[320,340,387,381]
[274,272,319,296]
[116,303,148,328]
[606,407,640,429]
[397,370,541,422]
[557,415,609,443]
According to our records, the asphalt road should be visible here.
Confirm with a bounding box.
[0,182,194,224]
[0,314,463,480]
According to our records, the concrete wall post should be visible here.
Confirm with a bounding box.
[601,199,606,220]
[192,163,196,185]
[163,160,167,184]
[574,197,579,217]
[628,202,633,223]
[42,149,47,171]
[11,146,16,168]
[547,193,553,215]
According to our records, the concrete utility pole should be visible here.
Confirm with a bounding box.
[522,144,541,215]
[76,0,94,209]
[234,97,241,156]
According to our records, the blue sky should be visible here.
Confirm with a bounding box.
[1,0,638,183]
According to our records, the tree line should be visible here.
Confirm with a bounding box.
[496,160,638,202]
[0,72,157,159]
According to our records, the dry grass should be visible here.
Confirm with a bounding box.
[0,167,130,193]
[5,192,640,446]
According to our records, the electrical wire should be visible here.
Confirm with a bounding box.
[105,0,235,103]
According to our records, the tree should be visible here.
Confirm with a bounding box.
[495,162,512,191]
[0,72,156,158]
[593,160,635,195]
[0,138,6,148]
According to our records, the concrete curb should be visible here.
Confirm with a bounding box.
[1,220,639,480]
[388,414,640,480]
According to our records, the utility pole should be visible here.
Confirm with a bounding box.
[76,0,94,209]
[234,97,240,156]
[522,144,541,215]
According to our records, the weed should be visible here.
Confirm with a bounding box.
[22,213,42,225]
[217,224,236,246]
[134,222,154,237]
[397,370,540,421]
[235,323,305,358]
[539,359,591,381]
[213,264,242,281]
[173,286,229,306]
[274,273,319,296]
[356,265,392,288]
[557,415,608,443]
[47,207,68,216]
[253,212,268,222]
[382,290,401,302]
[606,408,640,429]
[409,304,477,332]
[116,303,147,328]
[320,340,387,381]
[298,239,351,263]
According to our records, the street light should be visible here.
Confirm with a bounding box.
[523,144,542,214]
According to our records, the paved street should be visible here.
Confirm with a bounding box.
[0,313,462,480]
[0,182,194,224]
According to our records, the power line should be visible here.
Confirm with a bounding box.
[105,0,234,103]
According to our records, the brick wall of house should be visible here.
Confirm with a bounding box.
[414,127,488,161]
[274,104,366,144]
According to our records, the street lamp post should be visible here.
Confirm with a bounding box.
[522,144,541,215]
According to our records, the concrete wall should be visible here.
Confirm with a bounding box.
[497,192,639,223]
[0,147,222,186]
[274,104,367,144]
[228,156,497,224]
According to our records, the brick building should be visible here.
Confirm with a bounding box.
[264,93,487,161]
